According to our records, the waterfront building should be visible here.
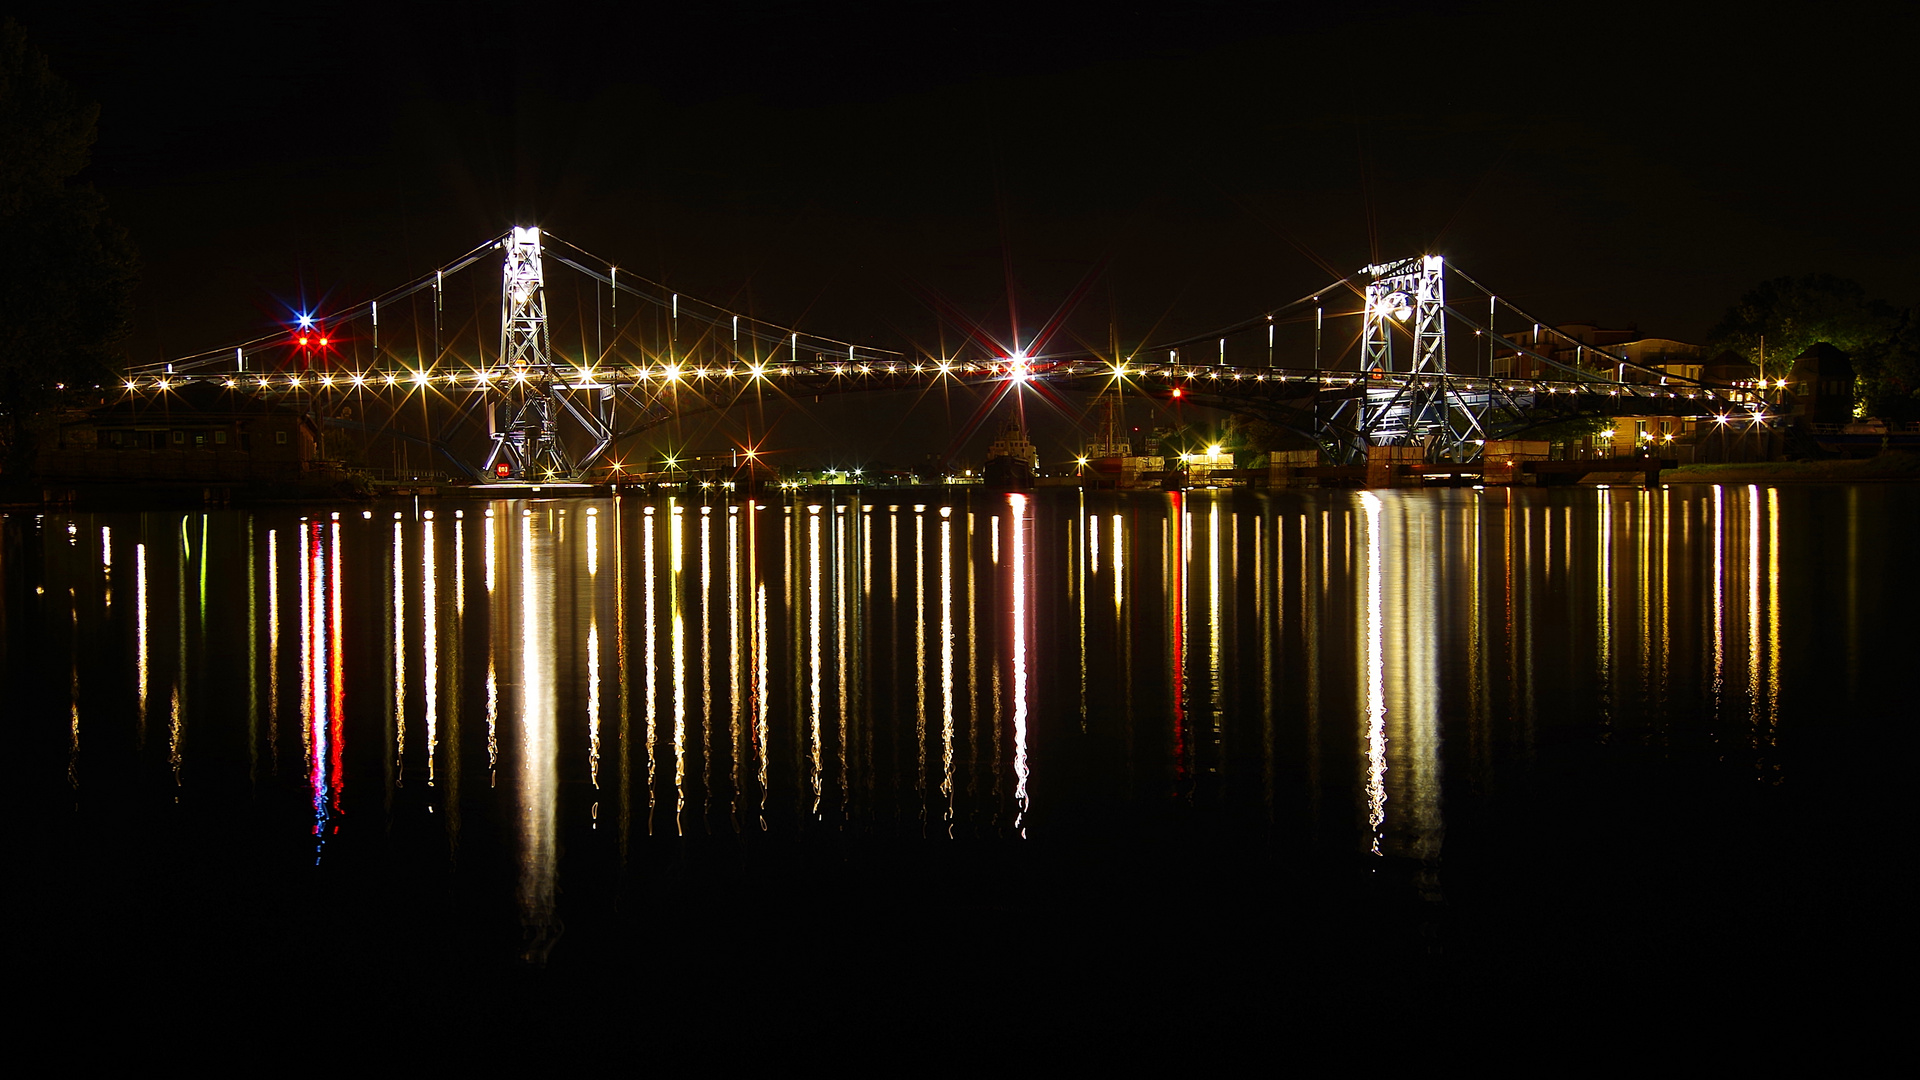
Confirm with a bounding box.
[1787,343,1856,425]
[35,382,322,484]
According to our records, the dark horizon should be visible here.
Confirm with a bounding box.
[13,0,1916,375]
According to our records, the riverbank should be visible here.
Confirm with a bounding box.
[0,474,376,509]
[1663,451,1920,484]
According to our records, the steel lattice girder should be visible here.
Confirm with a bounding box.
[479,228,616,480]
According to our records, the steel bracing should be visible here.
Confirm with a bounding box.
[480,227,617,480]
[1328,255,1488,463]
[121,231,1774,478]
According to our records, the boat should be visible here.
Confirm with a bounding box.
[983,420,1039,488]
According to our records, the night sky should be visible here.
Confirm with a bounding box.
[10,0,1915,459]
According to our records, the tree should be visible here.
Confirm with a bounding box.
[0,19,137,474]
[1706,273,1896,384]
[1851,306,1920,421]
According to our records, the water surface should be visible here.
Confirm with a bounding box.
[5,484,1906,1035]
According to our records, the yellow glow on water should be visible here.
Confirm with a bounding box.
[835,506,849,814]
[612,497,629,850]
[809,507,824,816]
[589,618,600,790]
[1010,493,1030,837]
[424,516,437,784]
[455,517,465,616]
[1712,486,1725,704]
[756,579,770,828]
[485,511,497,594]
[644,510,658,831]
[46,486,1849,880]
[914,508,927,813]
[967,511,979,806]
[587,510,598,577]
[393,518,406,772]
[1637,490,1651,696]
[672,505,687,832]
[1400,498,1442,883]
[884,506,898,612]
[1748,486,1762,750]
[1767,488,1780,749]
[702,508,715,819]
[484,527,502,786]
[1360,492,1386,856]
[1077,508,1087,732]
[484,645,499,781]
[729,509,742,824]
[1209,503,1222,763]
[941,514,955,824]
[1597,489,1612,729]
[517,507,559,961]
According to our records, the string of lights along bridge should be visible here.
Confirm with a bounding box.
[123,228,1772,481]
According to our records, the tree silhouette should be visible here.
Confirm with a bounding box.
[0,19,138,474]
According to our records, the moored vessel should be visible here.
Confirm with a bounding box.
[983,420,1039,488]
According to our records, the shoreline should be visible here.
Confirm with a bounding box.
[1661,452,1920,484]
[8,454,1920,508]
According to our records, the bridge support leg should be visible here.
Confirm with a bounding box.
[1266,449,1322,489]
[1366,445,1424,489]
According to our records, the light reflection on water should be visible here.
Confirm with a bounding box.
[11,484,1895,956]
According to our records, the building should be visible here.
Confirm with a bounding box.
[35,381,323,484]
[1493,324,1762,391]
[1787,342,1856,425]
[1492,323,1642,379]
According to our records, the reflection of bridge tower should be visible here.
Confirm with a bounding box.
[484,227,615,480]
[1343,255,1485,463]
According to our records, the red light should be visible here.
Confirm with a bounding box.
[297,336,308,346]
[1171,387,1183,398]
[318,337,329,346]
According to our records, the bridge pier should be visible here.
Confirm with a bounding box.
[1480,439,1551,487]
[1267,449,1325,488]
[1365,445,1425,489]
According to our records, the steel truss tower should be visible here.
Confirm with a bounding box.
[1331,254,1485,463]
[482,227,616,480]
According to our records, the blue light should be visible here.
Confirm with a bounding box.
[297,314,314,329]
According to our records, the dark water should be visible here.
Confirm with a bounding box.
[4,485,1908,1046]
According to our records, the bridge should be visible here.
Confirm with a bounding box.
[120,228,1771,482]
